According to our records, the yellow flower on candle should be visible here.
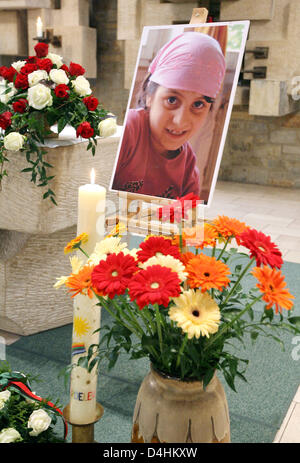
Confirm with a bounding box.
[73,316,91,338]
[64,233,89,254]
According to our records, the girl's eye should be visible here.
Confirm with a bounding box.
[193,100,205,109]
[167,96,177,105]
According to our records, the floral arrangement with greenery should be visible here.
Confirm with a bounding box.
[56,200,300,391]
[0,42,116,204]
[0,362,67,443]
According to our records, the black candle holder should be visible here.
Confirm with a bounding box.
[33,29,62,48]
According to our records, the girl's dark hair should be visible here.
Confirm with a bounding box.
[136,73,159,109]
[136,72,215,109]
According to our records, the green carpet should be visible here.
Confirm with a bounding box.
[5,257,300,443]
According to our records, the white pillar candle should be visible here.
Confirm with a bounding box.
[69,169,106,425]
[36,17,43,38]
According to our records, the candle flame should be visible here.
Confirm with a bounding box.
[37,16,42,27]
[90,168,95,185]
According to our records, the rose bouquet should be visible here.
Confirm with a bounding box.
[0,362,67,443]
[56,209,300,391]
[0,42,116,204]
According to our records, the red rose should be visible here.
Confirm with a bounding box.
[34,42,49,58]
[60,64,69,74]
[1,66,17,82]
[12,98,28,113]
[69,62,85,76]
[26,56,38,64]
[83,96,99,111]
[76,121,94,139]
[54,84,70,99]
[14,73,29,89]
[37,58,53,73]
[20,63,38,75]
[0,66,8,78]
[0,111,12,130]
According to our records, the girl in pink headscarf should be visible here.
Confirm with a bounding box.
[112,32,226,199]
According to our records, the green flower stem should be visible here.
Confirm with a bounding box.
[176,333,188,368]
[204,294,263,351]
[179,221,183,252]
[141,305,157,333]
[110,297,144,338]
[220,257,256,308]
[154,304,164,357]
[95,294,142,339]
[216,237,230,261]
[77,245,90,259]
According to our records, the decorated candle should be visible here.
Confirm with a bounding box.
[69,169,106,425]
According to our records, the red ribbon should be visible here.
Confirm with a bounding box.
[2,380,68,440]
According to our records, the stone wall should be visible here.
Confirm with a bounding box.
[92,0,129,123]
[220,109,300,188]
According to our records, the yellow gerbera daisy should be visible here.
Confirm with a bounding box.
[64,233,89,254]
[106,222,127,238]
[141,254,187,282]
[169,289,221,339]
[70,255,84,274]
[53,275,69,289]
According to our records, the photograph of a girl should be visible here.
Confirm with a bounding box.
[111,23,248,204]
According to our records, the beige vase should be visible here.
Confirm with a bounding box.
[131,365,230,443]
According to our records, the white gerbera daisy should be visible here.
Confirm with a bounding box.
[169,289,221,339]
[140,254,187,282]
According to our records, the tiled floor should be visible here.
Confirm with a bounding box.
[0,180,299,443]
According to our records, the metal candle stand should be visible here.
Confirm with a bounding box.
[63,402,104,443]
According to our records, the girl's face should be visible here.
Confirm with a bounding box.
[147,86,212,155]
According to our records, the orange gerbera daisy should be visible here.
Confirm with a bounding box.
[251,266,294,313]
[186,254,231,293]
[183,223,218,249]
[180,251,195,267]
[65,264,95,298]
[212,216,249,245]
[64,233,89,254]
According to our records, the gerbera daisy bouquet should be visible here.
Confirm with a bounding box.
[0,42,116,204]
[56,203,300,391]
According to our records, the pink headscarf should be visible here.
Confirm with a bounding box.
[148,32,226,99]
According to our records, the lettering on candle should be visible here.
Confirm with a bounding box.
[71,390,96,401]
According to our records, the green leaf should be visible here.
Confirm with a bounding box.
[57,116,68,133]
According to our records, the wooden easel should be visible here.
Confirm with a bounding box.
[108,8,209,237]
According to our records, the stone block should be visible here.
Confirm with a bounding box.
[220,0,275,21]
[52,0,90,27]
[141,0,198,27]
[249,80,300,117]
[0,10,27,55]
[0,0,54,8]
[124,39,140,90]
[270,128,300,145]
[0,226,76,335]
[0,136,120,234]
[117,0,140,40]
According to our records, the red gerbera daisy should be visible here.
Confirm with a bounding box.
[128,265,181,310]
[91,252,137,299]
[137,236,181,263]
[239,228,283,269]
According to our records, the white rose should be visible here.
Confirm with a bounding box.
[0,82,16,104]
[27,409,52,436]
[46,53,63,69]
[98,117,117,138]
[0,428,21,443]
[28,70,48,87]
[11,60,26,72]
[4,132,26,151]
[49,69,69,85]
[0,390,11,402]
[72,75,91,96]
[27,83,53,110]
